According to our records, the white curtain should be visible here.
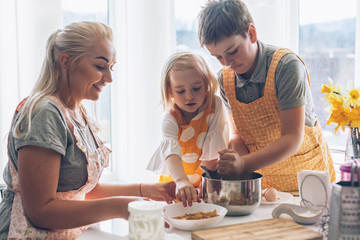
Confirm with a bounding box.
[109,0,176,183]
[0,1,18,177]
[0,0,62,180]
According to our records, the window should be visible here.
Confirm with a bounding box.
[175,0,222,71]
[299,0,358,169]
[62,0,108,24]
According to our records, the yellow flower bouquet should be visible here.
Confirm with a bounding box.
[321,79,360,159]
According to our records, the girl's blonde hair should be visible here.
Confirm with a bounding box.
[161,51,218,111]
[13,21,113,139]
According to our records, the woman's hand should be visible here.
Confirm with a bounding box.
[116,197,145,220]
[176,179,199,207]
[217,149,246,178]
[141,181,176,204]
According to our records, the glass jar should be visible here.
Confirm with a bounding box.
[128,201,164,240]
[344,126,360,162]
[340,160,359,182]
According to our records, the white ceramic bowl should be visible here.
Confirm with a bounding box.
[162,202,227,231]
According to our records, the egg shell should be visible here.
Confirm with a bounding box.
[264,187,278,202]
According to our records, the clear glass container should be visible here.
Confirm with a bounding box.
[128,201,164,240]
[344,127,360,162]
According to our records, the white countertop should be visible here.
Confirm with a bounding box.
[78,197,322,240]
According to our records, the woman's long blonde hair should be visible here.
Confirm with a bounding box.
[160,51,218,112]
[13,21,113,139]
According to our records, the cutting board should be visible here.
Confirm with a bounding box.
[191,218,322,240]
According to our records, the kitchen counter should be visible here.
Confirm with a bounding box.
[77,197,323,240]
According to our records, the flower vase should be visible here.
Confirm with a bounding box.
[344,127,360,162]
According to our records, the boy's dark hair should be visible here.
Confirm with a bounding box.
[198,0,254,47]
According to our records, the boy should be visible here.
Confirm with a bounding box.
[198,0,335,191]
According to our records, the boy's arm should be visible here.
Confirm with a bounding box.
[200,159,218,171]
[228,112,250,155]
[241,105,305,174]
[219,106,304,177]
[217,112,248,177]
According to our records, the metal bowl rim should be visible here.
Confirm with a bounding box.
[201,172,262,183]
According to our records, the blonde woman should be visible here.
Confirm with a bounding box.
[0,21,175,239]
[147,51,229,207]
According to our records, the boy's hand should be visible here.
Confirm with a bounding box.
[217,149,245,178]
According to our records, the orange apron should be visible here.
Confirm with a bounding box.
[7,96,110,239]
[159,103,215,187]
[223,48,335,191]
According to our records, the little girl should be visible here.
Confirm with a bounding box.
[147,51,229,207]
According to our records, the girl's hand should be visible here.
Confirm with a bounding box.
[141,182,176,204]
[196,183,203,200]
[218,149,246,178]
[176,179,199,207]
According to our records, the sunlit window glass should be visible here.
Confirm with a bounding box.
[175,0,222,71]
[62,0,108,24]
[299,0,357,154]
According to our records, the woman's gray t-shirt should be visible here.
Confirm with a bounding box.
[0,97,93,238]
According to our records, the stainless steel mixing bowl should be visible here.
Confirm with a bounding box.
[201,172,262,216]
